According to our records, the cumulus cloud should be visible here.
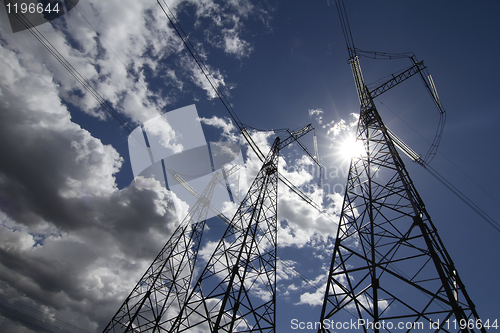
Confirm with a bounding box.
[0,35,185,330]
[275,152,341,249]
[296,273,328,307]
[308,108,324,125]
[187,57,229,99]
[175,126,343,312]
[219,128,342,250]
[143,116,185,155]
[324,112,359,138]
[3,0,262,126]
[0,1,260,330]
[200,115,237,137]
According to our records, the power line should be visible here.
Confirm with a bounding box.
[0,294,90,333]
[379,100,500,207]
[3,0,246,221]
[155,0,339,223]
[68,2,150,95]
[378,100,500,233]
[62,0,331,222]
[157,0,244,131]
[1,0,134,134]
[3,0,340,257]
[2,3,347,330]
[9,0,332,225]
[423,163,500,233]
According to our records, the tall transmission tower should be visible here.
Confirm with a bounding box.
[168,127,312,333]
[103,170,227,333]
[104,124,313,333]
[318,1,485,332]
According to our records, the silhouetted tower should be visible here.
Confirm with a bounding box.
[103,170,225,332]
[104,125,313,333]
[169,127,312,333]
[318,2,485,332]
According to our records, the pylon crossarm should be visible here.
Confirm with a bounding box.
[368,62,426,99]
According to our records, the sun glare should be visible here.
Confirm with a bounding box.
[338,134,365,161]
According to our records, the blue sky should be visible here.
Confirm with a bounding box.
[0,0,499,331]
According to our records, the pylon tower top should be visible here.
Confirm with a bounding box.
[317,5,485,328]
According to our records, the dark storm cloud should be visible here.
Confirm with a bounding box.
[0,23,181,331]
[0,0,280,330]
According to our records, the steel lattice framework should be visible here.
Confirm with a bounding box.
[102,1,487,330]
[168,137,281,333]
[103,172,221,333]
[103,127,312,333]
[317,56,485,333]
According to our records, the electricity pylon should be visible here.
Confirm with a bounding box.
[318,3,485,331]
[103,170,225,333]
[104,125,313,333]
[168,127,312,333]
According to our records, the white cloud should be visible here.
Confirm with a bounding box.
[227,0,255,17]
[324,112,359,138]
[188,0,257,58]
[308,108,324,125]
[0,0,262,127]
[216,129,342,250]
[308,109,323,117]
[297,286,325,307]
[277,259,299,284]
[144,116,185,154]
[295,273,328,307]
[187,58,229,99]
[200,115,236,136]
[222,28,253,58]
[0,218,36,253]
[276,161,341,248]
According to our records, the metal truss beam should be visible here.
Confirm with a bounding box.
[368,61,425,99]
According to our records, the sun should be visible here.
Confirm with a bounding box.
[337,133,365,162]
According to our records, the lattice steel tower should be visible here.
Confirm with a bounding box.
[104,126,312,332]
[103,171,224,332]
[318,1,485,332]
[167,129,312,333]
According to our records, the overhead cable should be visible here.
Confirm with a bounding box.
[6,0,340,244]
[156,0,334,220]
[157,0,244,131]
[379,101,500,234]
[1,0,134,134]
[423,163,500,233]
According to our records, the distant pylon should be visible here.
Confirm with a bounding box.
[104,122,313,333]
[167,126,313,333]
[103,171,223,333]
[168,137,281,333]
[318,56,485,332]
